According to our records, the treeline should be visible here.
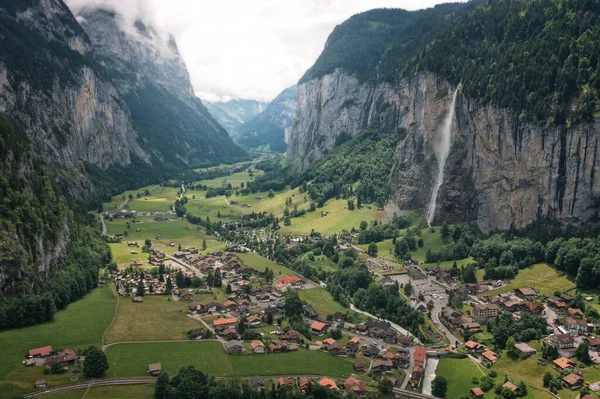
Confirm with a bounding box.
[411,0,600,125]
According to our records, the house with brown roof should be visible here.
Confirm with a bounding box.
[471,303,499,322]
[319,377,338,390]
[148,363,162,376]
[354,363,366,372]
[586,336,600,350]
[553,357,576,371]
[213,317,237,329]
[562,373,583,390]
[310,321,327,336]
[567,307,584,318]
[222,328,238,340]
[224,300,238,311]
[343,377,366,396]
[322,338,336,346]
[298,376,310,392]
[27,346,53,359]
[44,350,77,366]
[372,359,393,374]
[503,381,518,392]
[410,365,423,387]
[35,379,47,388]
[516,288,537,299]
[225,341,243,355]
[471,387,484,399]
[464,340,483,353]
[247,315,261,326]
[481,350,498,364]
[274,376,295,389]
[514,342,537,357]
[281,330,300,341]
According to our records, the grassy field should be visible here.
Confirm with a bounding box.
[437,358,549,399]
[105,341,354,377]
[302,254,339,272]
[43,385,154,399]
[103,185,180,213]
[481,263,575,297]
[198,171,260,189]
[298,288,367,323]
[237,252,299,277]
[0,285,117,398]
[185,195,242,221]
[104,296,206,344]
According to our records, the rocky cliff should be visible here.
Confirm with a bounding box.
[237,85,297,152]
[77,8,246,167]
[288,70,600,232]
[205,99,267,138]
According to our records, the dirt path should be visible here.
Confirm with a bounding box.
[101,285,120,351]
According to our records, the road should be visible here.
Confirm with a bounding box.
[24,378,158,398]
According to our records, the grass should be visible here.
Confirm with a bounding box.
[302,254,339,272]
[42,385,154,399]
[0,285,117,398]
[237,252,299,277]
[298,288,367,322]
[481,263,575,297]
[197,172,260,189]
[493,352,556,388]
[437,358,549,399]
[105,341,354,377]
[103,185,180,213]
[104,296,206,344]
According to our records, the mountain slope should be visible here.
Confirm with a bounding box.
[205,99,267,137]
[78,9,246,168]
[287,1,600,232]
[236,85,297,152]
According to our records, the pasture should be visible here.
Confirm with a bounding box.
[480,263,575,297]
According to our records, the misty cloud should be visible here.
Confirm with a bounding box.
[65,0,465,102]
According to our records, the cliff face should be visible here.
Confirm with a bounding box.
[288,71,600,232]
[78,9,246,167]
[237,85,297,152]
[205,99,267,138]
[0,0,146,173]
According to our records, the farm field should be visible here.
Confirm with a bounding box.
[185,195,242,221]
[0,285,117,398]
[104,295,206,344]
[237,252,300,277]
[480,263,575,297]
[437,358,549,399]
[197,171,261,188]
[105,341,355,377]
[42,385,155,399]
[103,185,180,213]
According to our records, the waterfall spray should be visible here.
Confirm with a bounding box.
[426,88,458,227]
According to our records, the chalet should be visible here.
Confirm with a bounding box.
[414,346,426,367]
[343,377,367,396]
[213,317,237,330]
[281,330,300,341]
[503,381,518,392]
[27,346,53,358]
[179,291,195,301]
[247,316,261,326]
[562,373,584,390]
[274,377,295,389]
[275,275,304,286]
[514,342,537,357]
[354,363,366,373]
[44,350,77,367]
[471,387,484,399]
[553,357,576,371]
[224,300,238,311]
[567,308,584,318]
[148,363,162,376]
[397,336,412,347]
[464,341,483,353]
[222,328,238,340]
[481,350,498,364]
[225,341,243,355]
[328,344,346,356]
[410,365,423,388]
[310,321,327,336]
[303,305,318,318]
[319,377,338,390]
[298,376,309,392]
[269,341,286,352]
[372,359,393,374]
[471,303,499,322]
[363,345,380,357]
[586,337,600,350]
[516,287,537,299]
[546,334,577,357]
[250,341,265,354]
[462,322,483,334]
[332,312,347,322]
[244,329,261,340]
[155,235,163,240]
[464,283,480,295]
[264,306,281,318]
[381,276,395,287]
[35,379,47,388]
[206,302,225,313]
[322,338,336,347]
[187,301,199,313]
[127,242,139,247]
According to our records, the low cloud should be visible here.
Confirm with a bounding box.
[65,0,464,102]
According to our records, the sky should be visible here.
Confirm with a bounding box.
[66,0,463,103]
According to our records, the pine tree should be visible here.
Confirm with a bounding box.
[202,238,207,251]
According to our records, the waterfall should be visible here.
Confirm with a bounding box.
[427,88,458,227]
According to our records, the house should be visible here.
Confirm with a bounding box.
[189,329,204,340]
[310,321,327,336]
[225,341,243,355]
[274,377,295,389]
[148,363,162,376]
[250,341,265,354]
[323,338,336,347]
[514,342,537,357]
[354,363,366,372]
[363,345,380,357]
[319,377,338,390]
[414,346,426,367]
[503,381,518,392]
[397,336,412,347]
[553,357,576,371]
[222,328,238,340]
[332,312,347,322]
[567,308,584,318]
[179,291,195,300]
[471,303,499,322]
[187,301,199,313]
[470,387,484,399]
[462,322,483,334]
[547,334,577,357]
[372,359,393,374]
[464,341,483,353]
[481,350,498,364]
[281,330,300,341]
[27,346,53,358]
[524,301,544,315]
[410,365,423,388]
[516,288,537,299]
[349,337,360,345]
[303,305,318,318]
[44,350,77,366]
[562,373,584,390]
[586,337,600,350]
[275,275,304,286]
[264,306,281,318]
[328,344,346,356]
[298,376,310,392]
[213,317,237,329]
[247,316,261,326]
[224,300,238,311]
[343,377,367,396]
[35,379,47,388]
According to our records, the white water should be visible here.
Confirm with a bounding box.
[427,88,458,227]
[421,357,439,396]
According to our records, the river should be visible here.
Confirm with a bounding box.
[421,357,439,396]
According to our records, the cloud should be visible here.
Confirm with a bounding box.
[65,0,465,102]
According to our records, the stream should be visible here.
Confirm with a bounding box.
[421,357,439,396]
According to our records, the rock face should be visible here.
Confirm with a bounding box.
[78,9,246,167]
[287,71,600,232]
[0,0,146,173]
[205,99,267,138]
[237,85,297,152]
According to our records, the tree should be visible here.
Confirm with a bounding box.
[404,282,413,297]
[440,222,450,240]
[145,239,152,247]
[542,371,553,387]
[517,380,527,397]
[284,289,303,317]
[155,370,170,399]
[368,242,378,257]
[202,238,207,251]
[165,277,173,294]
[237,316,247,335]
[360,220,368,230]
[378,378,394,397]
[136,279,145,297]
[268,189,275,198]
[347,199,355,211]
[577,342,593,365]
[83,346,109,378]
[506,336,517,357]
[432,375,448,397]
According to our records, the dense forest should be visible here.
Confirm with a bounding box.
[299,3,480,84]
[410,0,600,124]
[0,114,112,329]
